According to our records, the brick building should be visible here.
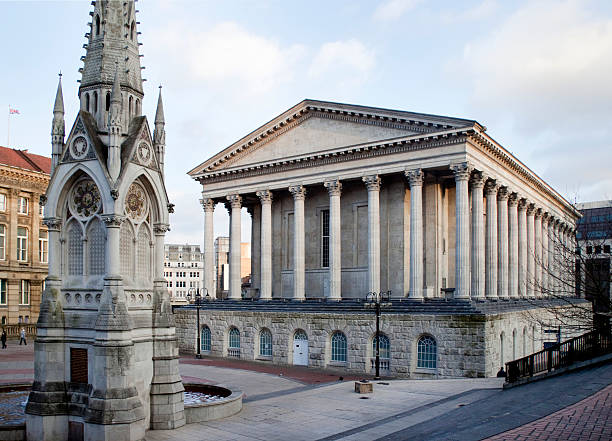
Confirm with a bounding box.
[0,146,50,326]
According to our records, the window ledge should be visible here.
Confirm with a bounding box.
[329,361,347,367]
[256,355,273,361]
[415,367,437,374]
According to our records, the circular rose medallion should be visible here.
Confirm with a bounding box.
[138,141,152,165]
[125,182,148,222]
[70,179,101,219]
[71,136,89,159]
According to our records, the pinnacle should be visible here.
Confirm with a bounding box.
[155,86,165,124]
[53,73,64,114]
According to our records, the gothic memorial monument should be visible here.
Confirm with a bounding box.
[25,1,185,439]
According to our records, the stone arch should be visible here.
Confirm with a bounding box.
[120,172,165,226]
[93,91,98,115]
[130,21,135,40]
[129,96,133,119]
[85,93,90,113]
[258,327,273,357]
[51,166,110,221]
[95,14,100,36]
[416,334,437,370]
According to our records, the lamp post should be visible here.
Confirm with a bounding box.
[187,288,210,359]
[365,290,392,380]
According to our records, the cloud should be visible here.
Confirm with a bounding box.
[453,0,612,130]
[308,39,375,87]
[441,0,498,23]
[150,21,306,96]
[373,0,423,21]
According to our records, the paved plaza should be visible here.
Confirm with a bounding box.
[0,339,611,440]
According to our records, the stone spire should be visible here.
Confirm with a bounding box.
[107,63,122,181]
[79,0,144,130]
[51,73,65,173]
[154,86,166,176]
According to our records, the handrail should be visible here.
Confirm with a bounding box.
[505,328,612,384]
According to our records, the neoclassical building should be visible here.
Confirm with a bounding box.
[184,100,581,378]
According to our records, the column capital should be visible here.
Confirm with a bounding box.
[39,194,47,207]
[497,187,509,201]
[405,169,424,187]
[256,189,273,204]
[43,217,62,231]
[200,197,215,212]
[451,162,472,181]
[363,175,381,191]
[485,179,499,196]
[470,170,487,188]
[534,208,543,219]
[101,214,126,227]
[508,192,519,206]
[542,212,551,222]
[518,198,528,210]
[289,185,306,200]
[227,194,242,208]
[324,179,342,196]
[153,223,170,235]
[526,203,536,215]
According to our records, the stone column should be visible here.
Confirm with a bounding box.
[526,204,536,298]
[508,194,519,299]
[44,218,62,280]
[201,198,216,298]
[470,171,486,300]
[541,214,549,296]
[534,209,542,298]
[324,180,342,301]
[497,187,509,299]
[406,169,424,299]
[256,190,273,300]
[485,180,498,299]
[550,219,559,294]
[363,175,381,294]
[451,163,471,299]
[227,194,242,300]
[289,185,306,301]
[518,199,528,297]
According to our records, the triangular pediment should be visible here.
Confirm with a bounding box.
[123,117,159,172]
[189,100,477,176]
[61,111,106,166]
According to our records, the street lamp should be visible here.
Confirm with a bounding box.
[365,290,392,380]
[187,288,211,359]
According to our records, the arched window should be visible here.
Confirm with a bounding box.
[417,335,437,369]
[129,96,133,118]
[512,329,517,360]
[522,327,527,357]
[228,327,240,358]
[137,226,151,282]
[130,21,135,40]
[372,334,390,360]
[201,325,211,352]
[95,15,100,36]
[106,92,111,112]
[331,331,347,362]
[93,91,98,115]
[85,93,90,113]
[135,98,141,116]
[500,332,505,365]
[87,218,105,275]
[294,329,308,341]
[120,223,134,281]
[259,328,272,357]
[67,222,83,276]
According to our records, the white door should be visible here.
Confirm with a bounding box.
[293,332,309,366]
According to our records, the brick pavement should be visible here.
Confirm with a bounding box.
[485,382,612,441]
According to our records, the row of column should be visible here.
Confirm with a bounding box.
[201,162,575,301]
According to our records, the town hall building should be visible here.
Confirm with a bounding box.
[183,100,582,378]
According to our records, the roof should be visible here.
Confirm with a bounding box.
[0,146,51,174]
[188,99,481,177]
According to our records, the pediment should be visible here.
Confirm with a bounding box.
[125,117,159,173]
[189,100,477,176]
[61,111,105,166]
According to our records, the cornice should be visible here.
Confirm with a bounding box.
[196,129,471,185]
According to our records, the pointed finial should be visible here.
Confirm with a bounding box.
[53,72,65,114]
[155,85,165,124]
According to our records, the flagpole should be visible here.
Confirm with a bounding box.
[7,104,10,148]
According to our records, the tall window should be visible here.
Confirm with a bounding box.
[228,328,240,358]
[39,204,44,217]
[259,328,272,357]
[18,197,28,215]
[0,279,6,305]
[321,210,330,268]
[331,331,347,362]
[201,325,211,352]
[17,227,28,262]
[0,194,5,211]
[68,223,83,275]
[372,334,390,360]
[19,280,30,305]
[417,336,437,369]
[39,230,48,263]
[0,225,5,260]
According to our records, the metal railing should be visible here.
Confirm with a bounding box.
[505,328,612,383]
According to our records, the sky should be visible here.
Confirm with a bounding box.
[0,0,611,248]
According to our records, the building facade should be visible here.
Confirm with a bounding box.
[26,2,185,440]
[0,146,50,326]
[164,243,203,303]
[184,100,582,378]
[214,237,251,298]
